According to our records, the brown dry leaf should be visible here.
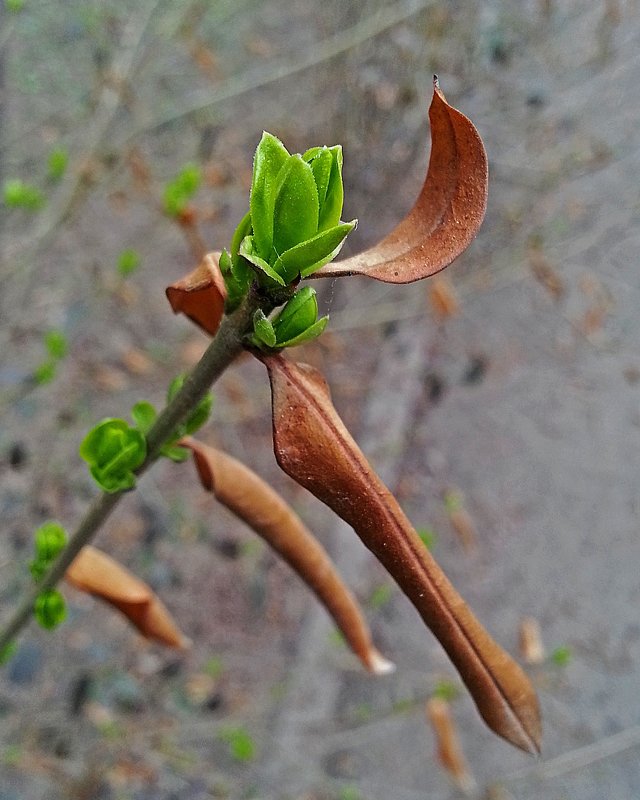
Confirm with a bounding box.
[519,616,546,665]
[429,276,460,319]
[166,251,227,336]
[261,354,541,754]
[527,239,565,302]
[180,436,393,675]
[66,546,189,649]
[120,346,154,376]
[313,77,488,284]
[426,697,475,794]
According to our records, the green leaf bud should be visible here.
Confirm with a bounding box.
[275,315,329,348]
[131,401,157,434]
[34,522,67,562]
[79,418,147,493]
[252,309,277,348]
[272,286,321,346]
[166,375,213,437]
[34,589,67,630]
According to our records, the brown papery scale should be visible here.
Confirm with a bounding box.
[165,251,227,336]
[312,77,488,284]
[261,354,541,754]
[180,437,394,675]
[66,546,189,649]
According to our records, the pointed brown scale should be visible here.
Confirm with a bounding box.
[165,251,227,336]
[261,354,541,754]
[313,77,488,284]
[180,436,394,676]
[66,546,189,649]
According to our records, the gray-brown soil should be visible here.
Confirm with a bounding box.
[1,1,639,798]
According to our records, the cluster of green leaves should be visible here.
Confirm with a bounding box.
[240,133,355,288]
[29,522,68,630]
[163,163,201,217]
[251,286,327,350]
[79,419,147,493]
[218,132,355,351]
[79,377,213,493]
[3,178,45,211]
[132,375,213,463]
[34,329,68,385]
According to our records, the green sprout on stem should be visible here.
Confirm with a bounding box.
[550,645,572,667]
[47,148,69,181]
[34,590,67,630]
[3,178,45,210]
[218,727,256,763]
[33,330,68,385]
[29,522,68,581]
[117,248,141,277]
[79,419,147,493]
[164,163,201,217]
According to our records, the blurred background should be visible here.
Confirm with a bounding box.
[1,1,639,798]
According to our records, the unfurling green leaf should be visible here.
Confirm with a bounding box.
[166,375,213,437]
[34,589,67,630]
[131,401,157,434]
[272,155,319,256]
[252,309,277,349]
[250,132,290,259]
[79,419,147,493]
[304,145,344,231]
[274,220,356,282]
[238,235,286,286]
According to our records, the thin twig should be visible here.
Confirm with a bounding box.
[0,291,259,654]
[4,0,163,283]
[121,0,435,143]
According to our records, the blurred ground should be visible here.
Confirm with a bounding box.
[1,1,640,798]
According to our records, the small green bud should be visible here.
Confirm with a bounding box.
[47,147,69,181]
[44,330,68,360]
[34,590,67,630]
[34,522,67,562]
[272,287,318,343]
[131,401,157,434]
[166,375,213,437]
[252,309,277,349]
[271,287,329,348]
[79,419,147,493]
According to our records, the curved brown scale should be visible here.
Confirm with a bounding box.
[165,251,227,336]
[66,546,189,649]
[181,436,394,676]
[313,77,488,284]
[261,354,541,754]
